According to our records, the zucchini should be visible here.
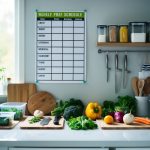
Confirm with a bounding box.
[0,117,10,126]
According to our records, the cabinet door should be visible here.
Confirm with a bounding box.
[10,148,109,150]
[116,148,150,150]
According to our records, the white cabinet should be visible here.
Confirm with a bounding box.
[9,148,109,150]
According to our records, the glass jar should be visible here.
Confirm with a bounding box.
[97,25,107,42]
[129,22,146,42]
[108,25,118,42]
[119,25,128,42]
[147,22,150,42]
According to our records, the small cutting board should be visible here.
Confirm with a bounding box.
[97,120,150,129]
[19,116,64,129]
[0,121,19,129]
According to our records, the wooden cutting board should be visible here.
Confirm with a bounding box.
[27,91,56,115]
[19,116,64,129]
[7,83,37,102]
[0,121,19,129]
[97,120,150,129]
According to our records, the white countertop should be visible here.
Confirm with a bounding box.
[0,122,150,148]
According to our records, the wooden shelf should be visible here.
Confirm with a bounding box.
[97,42,150,47]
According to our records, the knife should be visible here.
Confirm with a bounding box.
[123,53,131,89]
[40,117,51,126]
[106,53,111,82]
[115,52,122,93]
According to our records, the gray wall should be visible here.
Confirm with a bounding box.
[25,0,150,102]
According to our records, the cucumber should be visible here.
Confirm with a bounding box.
[0,117,10,126]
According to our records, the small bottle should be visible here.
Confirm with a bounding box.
[108,25,118,42]
[97,25,107,42]
[119,25,128,42]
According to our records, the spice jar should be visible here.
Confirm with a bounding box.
[129,22,146,42]
[119,25,128,42]
[108,25,118,42]
[97,25,107,42]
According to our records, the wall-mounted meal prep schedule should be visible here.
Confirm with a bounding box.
[36,12,86,83]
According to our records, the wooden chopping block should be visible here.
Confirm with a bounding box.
[7,83,37,102]
[143,77,150,96]
[27,91,56,115]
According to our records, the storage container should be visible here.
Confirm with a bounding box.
[97,25,107,42]
[0,112,15,122]
[0,102,27,115]
[119,25,128,42]
[129,22,146,42]
[108,25,118,42]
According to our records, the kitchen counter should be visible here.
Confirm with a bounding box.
[0,122,150,148]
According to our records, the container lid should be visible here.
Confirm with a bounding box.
[0,102,27,106]
[97,25,107,27]
[129,22,146,25]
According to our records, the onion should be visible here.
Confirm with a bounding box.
[33,110,44,118]
[123,113,134,125]
[114,112,124,123]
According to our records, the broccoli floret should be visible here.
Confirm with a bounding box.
[63,106,83,120]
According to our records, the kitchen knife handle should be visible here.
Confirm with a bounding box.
[115,53,122,71]
[106,53,111,70]
[124,54,127,71]
[53,116,61,125]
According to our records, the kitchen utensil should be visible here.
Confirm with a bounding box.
[123,53,130,88]
[115,52,122,93]
[105,52,111,82]
[97,120,150,129]
[53,115,61,125]
[143,77,150,96]
[27,91,56,115]
[138,79,145,96]
[40,117,51,126]
[19,116,65,129]
[131,77,139,96]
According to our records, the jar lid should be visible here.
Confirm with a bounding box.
[129,21,146,25]
[97,25,107,27]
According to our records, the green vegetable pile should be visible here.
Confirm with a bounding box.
[102,95,136,117]
[0,108,23,120]
[28,116,41,124]
[67,115,98,130]
[51,98,84,120]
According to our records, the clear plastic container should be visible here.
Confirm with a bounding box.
[97,25,107,42]
[119,25,128,42]
[0,112,16,122]
[108,25,118,42]
[0,102,26,115]
[129,22,146,42]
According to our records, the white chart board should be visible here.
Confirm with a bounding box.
[36,11,86,83]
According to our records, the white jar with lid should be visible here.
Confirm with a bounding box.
[129,22,146,42]
[97,25,107,42]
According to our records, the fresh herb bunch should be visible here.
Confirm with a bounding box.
[67,115,98,130]
[29,116,41,124]
[51,98,84,116]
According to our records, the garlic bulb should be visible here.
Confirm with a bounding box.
[123,113,134,125]
[34,110,44,118]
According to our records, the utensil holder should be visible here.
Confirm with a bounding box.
[135,96,149,117]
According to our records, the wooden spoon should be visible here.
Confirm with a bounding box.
[131,77,139,96]
[138,79,145,96]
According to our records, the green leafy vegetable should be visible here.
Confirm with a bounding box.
[115,95,136,114]
[28,116,41,124]
[67,115,98,130]
[63,105,83,120]
[51,98,84,116]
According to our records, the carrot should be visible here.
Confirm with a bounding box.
[134,117,150,125]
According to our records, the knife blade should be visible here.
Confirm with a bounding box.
[40,117,51,126]
[106,53,111,82]
[123,54,131,89]
[115,53,122,93]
